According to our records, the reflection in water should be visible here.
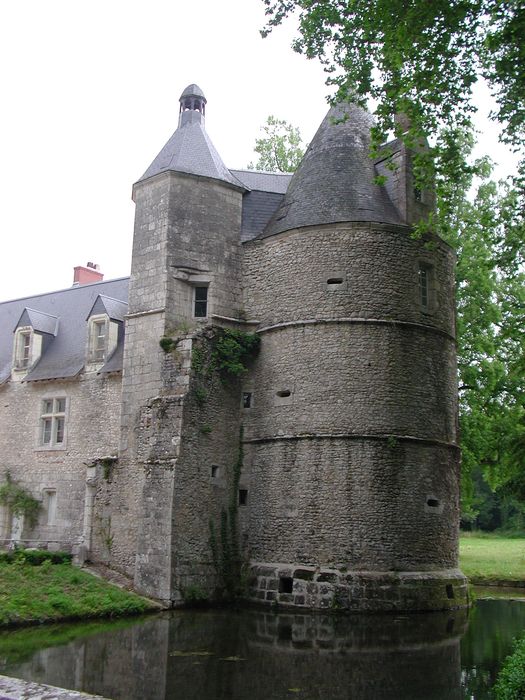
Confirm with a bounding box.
[461,599,525,699]
[0,601,524,699]
[0,607,469,700]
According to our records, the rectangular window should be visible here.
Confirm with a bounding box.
[14,329,32,369]
[242,392,252,409]
[93,320,107,361]
[194,286,208,318]
[43,489,57,525]
[40,398,67,447]
[21,333,31,366]
[418,265,430,309]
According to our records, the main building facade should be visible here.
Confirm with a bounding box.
[0,85,468,611]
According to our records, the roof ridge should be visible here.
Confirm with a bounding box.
[23,307,59,319]
[0,277,130,306]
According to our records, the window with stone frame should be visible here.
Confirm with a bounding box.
[13,327,32,369]
[193,286,208,318]
[40,398,67,448]
[88,315,108,362]
[42,489,57,524]
[418,263,433,311]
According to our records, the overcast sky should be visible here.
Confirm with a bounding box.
[0,0,517,302]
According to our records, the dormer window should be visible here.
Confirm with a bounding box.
[85,294,127,368]
[11,308,58,378]
[88,315,109,363]
[14,328,32,369]
[93,319,107,362]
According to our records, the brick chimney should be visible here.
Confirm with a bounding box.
[73,262,104,286]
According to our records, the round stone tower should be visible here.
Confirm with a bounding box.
[242,103,468,611]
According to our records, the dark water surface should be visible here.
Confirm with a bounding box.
[1,597,525,700]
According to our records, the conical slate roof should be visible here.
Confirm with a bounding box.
[137,85,244,189]
[262,103,401,238]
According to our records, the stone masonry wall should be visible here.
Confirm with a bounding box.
[240,222,465,611]
[0,372,121,553]
[110,170,244,600]
[243,222,455,334]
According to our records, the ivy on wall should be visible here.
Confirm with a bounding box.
[192,328,260,381]
[0,472,41,527]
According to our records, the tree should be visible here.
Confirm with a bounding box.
[446,174,525,522]
[261,0,525,182]
[249,115,306,172]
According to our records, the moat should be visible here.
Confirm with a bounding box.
[1,594,524,699]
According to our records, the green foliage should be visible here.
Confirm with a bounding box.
[192,329,260,382]
[194,386,208,406]
[495,633,525,699]
[191,346,206,375]
[0,549,72,566]
[181,584,208,605]
[200,424,212,435]
[386,435,399,450]
[261,0,525,182]
[212,329,260,379]
[248,115,306,172]
[0,473,41,527]
[159,336,176,353]
[0,561,155,626]
[440,162,525,520]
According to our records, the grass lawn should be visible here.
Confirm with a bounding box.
[0,559,159,627]
[460,534,525,583]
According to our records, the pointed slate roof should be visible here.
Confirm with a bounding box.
[262,103,401,238]
[137,85,244,189]
[87,294,128,323]
[16,308,59,336]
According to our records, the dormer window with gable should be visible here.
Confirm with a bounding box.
[88,315,109,363]
[86,295,127,368]
[11,308,58,377]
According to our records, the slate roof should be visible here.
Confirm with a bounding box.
[88,294,128,323]
[230,170,292,194]
[16,308,59,336]
[229,171,292,241]
[0,278,129,384]
[262,103,402,238]
[239,190,286,242]
[137,86,244,189]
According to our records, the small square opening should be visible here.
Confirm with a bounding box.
[279,576,293,594]
[211,465,220,478]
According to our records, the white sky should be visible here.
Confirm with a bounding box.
[0,0,517,301]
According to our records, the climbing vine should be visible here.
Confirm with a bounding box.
[0,472,41,527]
[192,328,260,381]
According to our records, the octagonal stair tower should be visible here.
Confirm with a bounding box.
[241,103,469,611]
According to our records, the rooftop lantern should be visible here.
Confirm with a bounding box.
[178,84,207,126]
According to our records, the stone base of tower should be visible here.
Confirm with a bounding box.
[247,563,469,612]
